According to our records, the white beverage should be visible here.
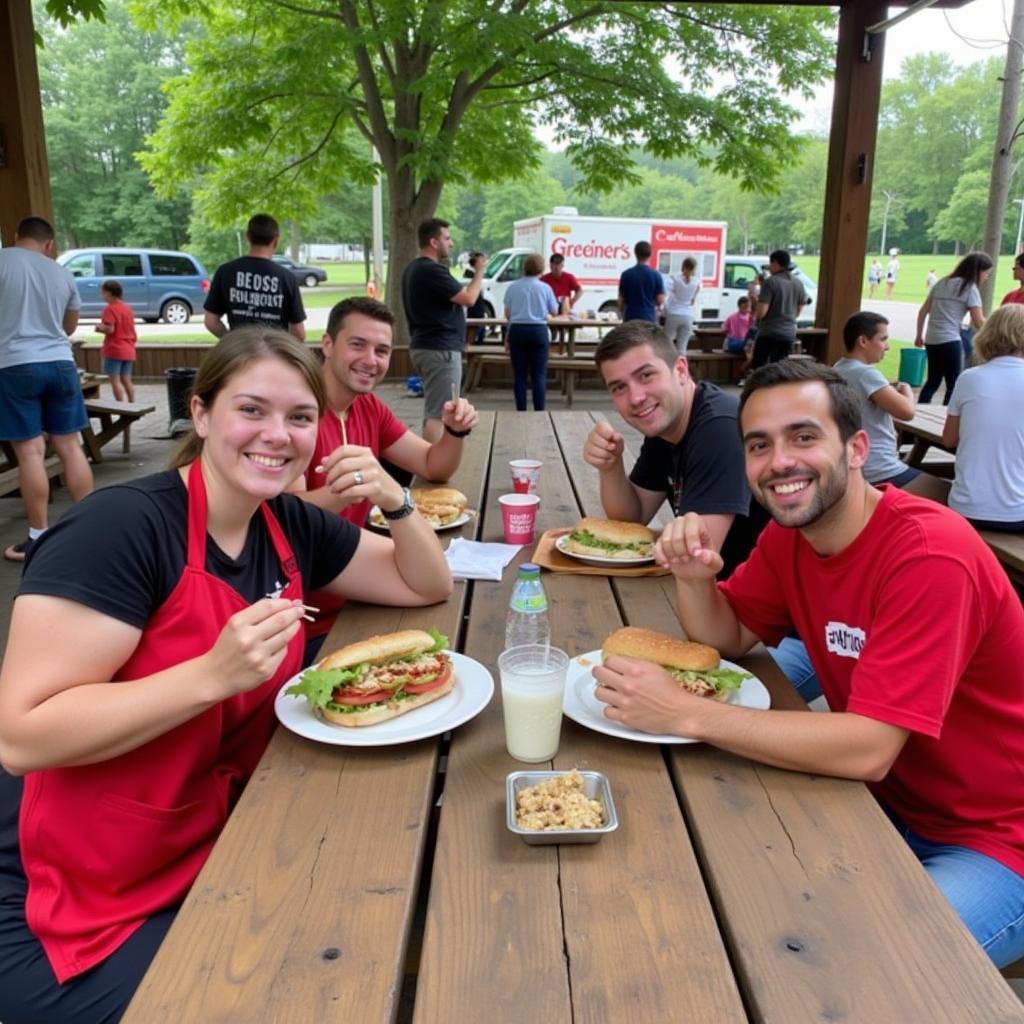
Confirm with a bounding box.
[499,646,569,763]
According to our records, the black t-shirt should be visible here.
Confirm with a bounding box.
[19,470,359,628]
[629,382,769,578]
[401,257,465,351]
[464,268,487,319]
[204,256,306,331]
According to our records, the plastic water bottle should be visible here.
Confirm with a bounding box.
[505,564,551,648]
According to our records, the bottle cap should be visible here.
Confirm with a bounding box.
[517,563,540,577]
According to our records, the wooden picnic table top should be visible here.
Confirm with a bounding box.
[123,410,1022,1023]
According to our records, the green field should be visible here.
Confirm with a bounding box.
[796,253,1014,306]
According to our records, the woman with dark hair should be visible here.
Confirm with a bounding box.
[1001,252,1024,306]
[914,252,992,404]
[0,327,451,1023]
[942,304,1024,532]
[503,252,558,410]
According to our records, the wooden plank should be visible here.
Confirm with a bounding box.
[672,721,1024,1023]
[414,412,748,1024]
[124,423,497,1022]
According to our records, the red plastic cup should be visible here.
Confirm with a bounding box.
[499,493,541,544]
[510,459,542,494]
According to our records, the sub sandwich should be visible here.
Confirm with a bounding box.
[602,626,749,701]
[564,517,655,559]
[286,628,454,726]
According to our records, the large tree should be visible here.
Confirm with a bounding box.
[135,1,833,327]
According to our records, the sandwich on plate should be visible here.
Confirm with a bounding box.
[412,487,468,528]
[601,626,749,701]
[564,517,655,559]
[285,628,454,726]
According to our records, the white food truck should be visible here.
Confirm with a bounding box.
[480,208,728,320]
[480,209,817,325]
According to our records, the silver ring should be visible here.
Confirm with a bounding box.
[353,470,364,486]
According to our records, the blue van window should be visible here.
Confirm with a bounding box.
[150,254,197,276]
[102,253,143,276]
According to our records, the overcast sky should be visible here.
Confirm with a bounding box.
[798,0,1012,129]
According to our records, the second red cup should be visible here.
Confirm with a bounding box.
[499,493,541,544]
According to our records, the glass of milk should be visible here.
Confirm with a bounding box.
[498,645,570,763]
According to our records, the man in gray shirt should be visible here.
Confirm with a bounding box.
[0,217,93,561]
[833,311,920,488]
[751,249,807,369]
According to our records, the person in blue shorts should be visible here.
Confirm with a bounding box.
[0,217,93,562]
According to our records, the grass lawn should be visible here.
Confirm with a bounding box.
[796,253,1014,306]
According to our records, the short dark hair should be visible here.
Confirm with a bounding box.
[842,311,888,352]
[247,213,280,246]
[100,279,124,299]
[1015,252,1024,270]
[16,216,55,242]
[595,319,678,369]
[634,240,652,260]
[769,249,791,269]
[417,218,450,248]
[549,253,564,265]
[738,359,862,443]
[326,296,395,339]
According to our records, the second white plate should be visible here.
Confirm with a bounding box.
[555,534,655,567]
[563,649,770,744]
[368,507,473,533]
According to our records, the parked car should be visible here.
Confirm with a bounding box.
[57,248,210,325]
[720,255,818,327]
[271,255,327,287]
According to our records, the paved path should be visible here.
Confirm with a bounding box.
[851,299,920,342]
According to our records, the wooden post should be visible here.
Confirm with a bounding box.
[817,1,887,363]
[0,0,53,245]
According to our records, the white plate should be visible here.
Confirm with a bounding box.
[563,649,770,745]
[368,506,473,533]
[274,650,494,747]
[555,534,655,567]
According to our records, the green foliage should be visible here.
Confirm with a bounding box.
[35,0,195,249]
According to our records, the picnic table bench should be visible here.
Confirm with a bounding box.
[122,409,1023,1023]
[80,398,156,463]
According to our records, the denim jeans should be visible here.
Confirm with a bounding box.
[507,323,550,411]
[885,808,1024,969]
[769,636,822,702]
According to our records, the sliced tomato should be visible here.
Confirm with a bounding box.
[403,661,453,695]
[331,687,392,706]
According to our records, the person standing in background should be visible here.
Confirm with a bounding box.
[868,259,882,299]
[401,218,484,443]
[751,250,807,369]
[885,250,900,299]
[463,251,488,346]
[503,254,558,411]
[664,257,701,354]
[203,214,306,340]
[926,269,938,293]
[0,216,94,563]
[915,252,991,405]
[95,279,137,403]
[617,241,665,323]
[541,253,583,354]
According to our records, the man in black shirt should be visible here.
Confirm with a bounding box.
[582,320,766,577]
[401,218,484,442]
[204,213,306,340]
[751,249,807,369]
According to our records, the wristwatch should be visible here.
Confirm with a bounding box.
[381,487,416,521]
[445,424,472,438]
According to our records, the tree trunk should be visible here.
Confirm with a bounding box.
[981,0,1024,312]
[288,219,301,262]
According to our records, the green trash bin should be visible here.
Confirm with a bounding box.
[897,346,926,386]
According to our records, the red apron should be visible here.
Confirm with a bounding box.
[19,460,304,982]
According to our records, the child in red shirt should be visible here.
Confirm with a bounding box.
[95,279,137,402]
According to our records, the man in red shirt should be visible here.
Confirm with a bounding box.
[293,296,477,657]
[1002,253,1024,305]
[594,359,1024,969]
[540,253,583,353]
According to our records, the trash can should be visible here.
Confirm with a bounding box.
[897,346,926,387]
[165,367,198,434]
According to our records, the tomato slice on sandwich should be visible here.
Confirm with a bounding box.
[403,660,454,694]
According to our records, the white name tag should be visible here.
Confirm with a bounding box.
[824,620,866,659]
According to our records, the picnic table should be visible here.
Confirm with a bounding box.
[466,317,615,358]
[898,403,953,469]
[123,410,1022,1023]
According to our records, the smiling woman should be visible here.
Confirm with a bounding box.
[0,326,452,1024]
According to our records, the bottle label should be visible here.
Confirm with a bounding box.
[511,595,547,613]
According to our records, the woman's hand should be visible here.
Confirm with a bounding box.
[203,598,305,699]
[317,443,404,511]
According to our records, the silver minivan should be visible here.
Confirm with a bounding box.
[57,248,210,324]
